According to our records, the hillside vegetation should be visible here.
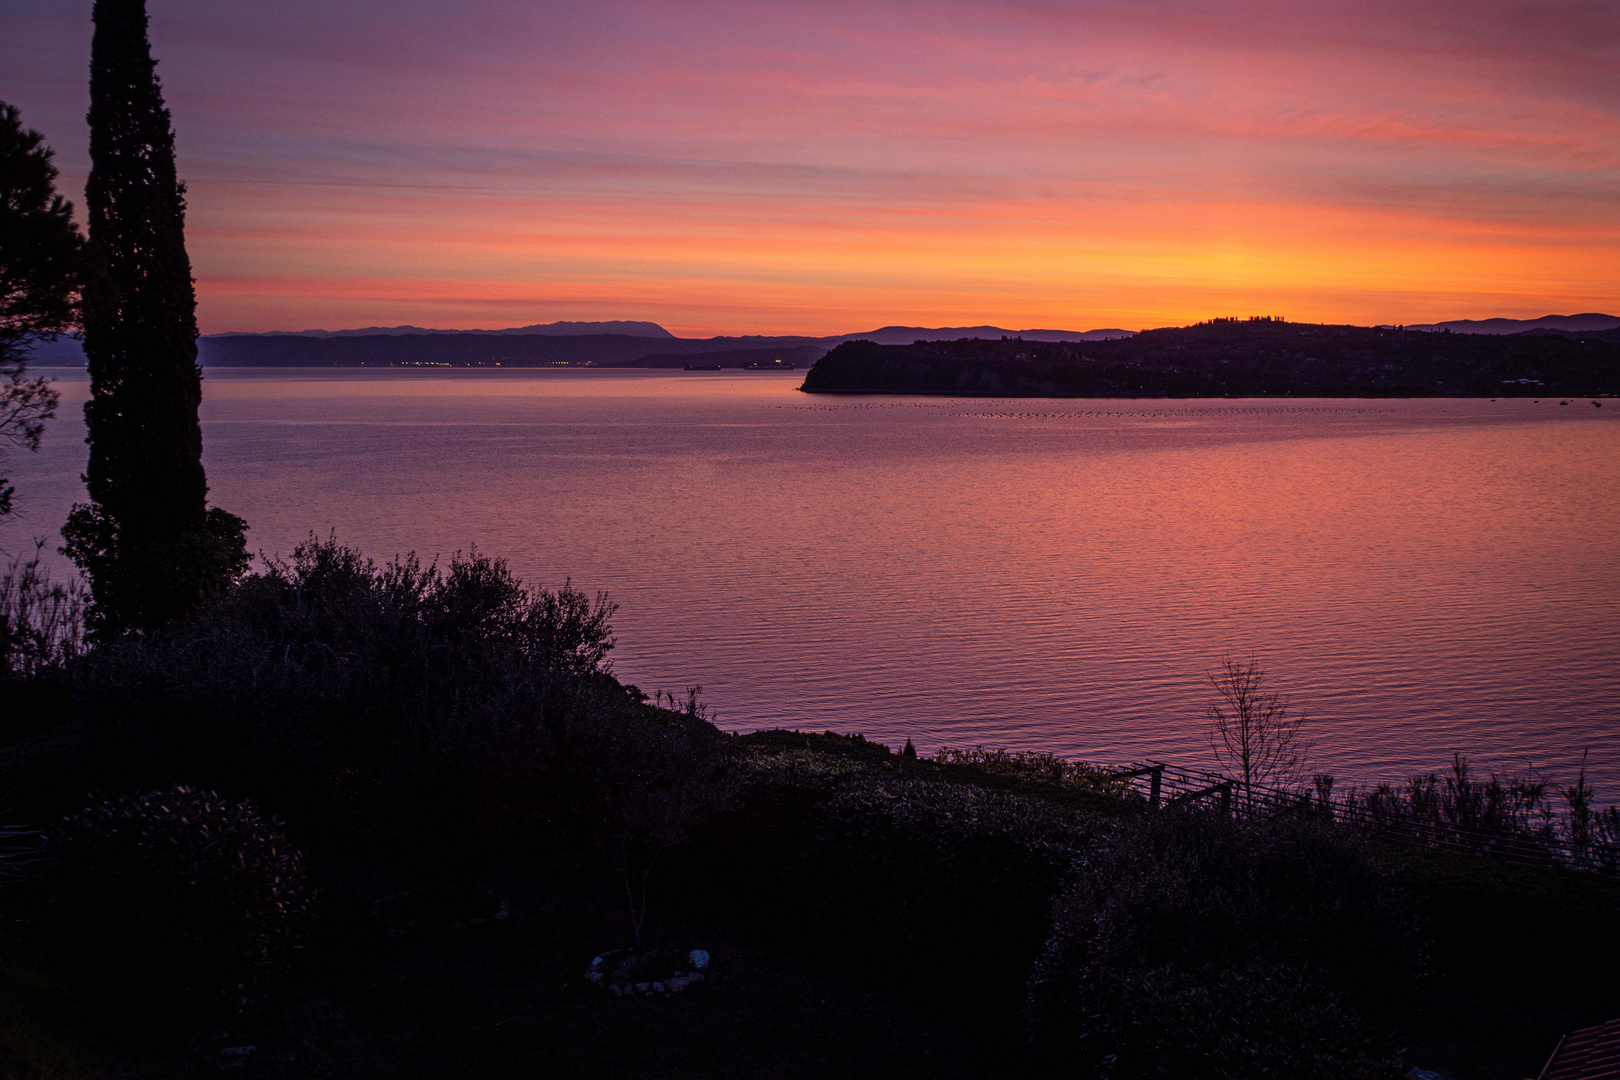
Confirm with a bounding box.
[800,319,1620,397]
[4,545,1618,1078]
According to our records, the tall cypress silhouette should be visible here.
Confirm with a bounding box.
[64,0,246,634]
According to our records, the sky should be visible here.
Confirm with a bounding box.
[4,0,1618,337]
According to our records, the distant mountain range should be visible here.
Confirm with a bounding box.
[1404,313,1620,334]
[205,322,1135,347]
[188,322,1140,367]
[217,320,676,339]
[838,325,1135,344]
[20,315,1618,367]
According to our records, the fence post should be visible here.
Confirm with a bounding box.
[1149,765,1163,810]
[1219,782,1232,818]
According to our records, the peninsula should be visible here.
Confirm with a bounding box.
[799,318,1620,398]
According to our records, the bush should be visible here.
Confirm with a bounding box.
[38,787,309,1020]
[1026,811,1416,1077]
[570,690,736,942]
[0,543,85,682]
[935,745,1129,798]
[681,746,1101,1016]
[71,536,624,824]
[1052,960,1407,1080]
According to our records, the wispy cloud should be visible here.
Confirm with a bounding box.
[4,0,1615,332]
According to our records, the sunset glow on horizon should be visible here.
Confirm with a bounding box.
[6,0,1618,336]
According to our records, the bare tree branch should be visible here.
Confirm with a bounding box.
[1205,654,1310,809]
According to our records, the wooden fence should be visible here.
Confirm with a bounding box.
[1108,762,1619,875]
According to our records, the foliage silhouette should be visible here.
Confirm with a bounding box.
[1026,812,1415,1078]
[37,786,310,1026]
[0,100,80,518]
[801,320,1620,397]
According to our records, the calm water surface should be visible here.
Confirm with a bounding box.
[8,368,1619,792]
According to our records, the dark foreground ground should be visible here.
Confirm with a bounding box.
[8,882,1613,1080]
[4,744,1616,1080]
[4,881,968,1080]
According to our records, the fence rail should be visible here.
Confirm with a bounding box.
[1108,762,1619,875]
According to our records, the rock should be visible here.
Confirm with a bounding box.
[667,976,690,992]
[687,971,704,984]
[590,956,603,968]
[220,1047,256,1058]
[635,982,651,994]
[584,971,603,984]
[652,982,665,993]
[688,949,710,971]
[608,984,622,997]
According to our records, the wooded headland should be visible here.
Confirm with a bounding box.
[800,318,1620,397]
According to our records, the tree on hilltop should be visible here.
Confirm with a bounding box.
[0,100,81,519]
[62,0,247,634]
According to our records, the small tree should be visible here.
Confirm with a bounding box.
[63,0,247,634]
[0,100,81,518]
[1205,654,1309,809]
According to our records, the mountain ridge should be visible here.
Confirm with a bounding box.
[1406,313,1619,334]
[211,320,676,339]
[22,314,1620,367]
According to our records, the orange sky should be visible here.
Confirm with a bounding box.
[6,0,1618,335]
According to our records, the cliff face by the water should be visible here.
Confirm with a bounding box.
[800,320,1620,397]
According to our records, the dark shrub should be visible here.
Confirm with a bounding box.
[1027,811,1415,1077]
[71,536,623,828]
[934,745,1127,797]
[561,689,736,942]
[0,544,86,683]
[1051,959,1407,1080]
[681,747,1100,1019]
[39,786,309,1021]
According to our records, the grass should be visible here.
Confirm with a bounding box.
[735,729,1140,816]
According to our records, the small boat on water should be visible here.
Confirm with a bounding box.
[742,360,797,371]
[682,363,724,371]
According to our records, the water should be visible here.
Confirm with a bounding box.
[6,367,1618,794]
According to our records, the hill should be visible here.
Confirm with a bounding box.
[603,345,827,368]
[834,325,1133,344]
[1406,313,1620,335]
[27,317,1618,371]
[195,333,800,367]
[800,318,1620,397]
[192,325,1125,367]
[217,320,676,339]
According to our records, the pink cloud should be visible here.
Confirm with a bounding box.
[3,0,1615,332]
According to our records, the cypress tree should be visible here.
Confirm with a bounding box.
[63,0,246,635]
